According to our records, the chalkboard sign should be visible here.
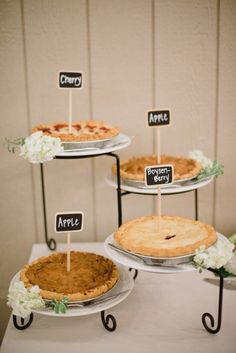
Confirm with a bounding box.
[145,164,174,186]
[147,110,170,126]
[59,72,82,88]
[55,212,84,233]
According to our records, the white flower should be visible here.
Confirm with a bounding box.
[189,150,213,168]
[193,238,234,270]
[7,281,44,318]
[224,252,236,275]
[19,131,64,163]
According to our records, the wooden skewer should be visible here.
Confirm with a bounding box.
[69,90,72,133]
[157,126,161,232]
[67,232,71,272]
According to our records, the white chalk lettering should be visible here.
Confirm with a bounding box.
[58,217,80,228]
[154,174,170,183]
[149,112,168,124]
[147,167,169,177]
[60,74,82,87]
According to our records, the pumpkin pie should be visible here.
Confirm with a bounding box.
[114,215,217,257]
[20,251,119,301]
[112,155,202,182]
[32,120,120,142]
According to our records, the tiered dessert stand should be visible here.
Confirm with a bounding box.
[12,132,227,334]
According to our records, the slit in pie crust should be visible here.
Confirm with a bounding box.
[32,120,120,142]
[20,251,119,301]
[112,155,202,181]
[114,215,217,257]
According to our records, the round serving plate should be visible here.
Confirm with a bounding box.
[62,136,114,151]
[120,174,196,189]
[104,233,227,274]
[105,173,214,195]
[9,266,134,317]
[56,133,131,157]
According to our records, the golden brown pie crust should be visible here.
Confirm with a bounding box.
[32,120,120,142]
[20,251,119,301]
[112,155,202,181]
[114,215,217,257]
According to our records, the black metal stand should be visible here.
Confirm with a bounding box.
[129,268,138,280]
[195,188,198,221]
[40,164,56,250]
[12,311,118,332]
[202,270,224,334]
[40,152,123,250]
[120,188,199,222]
[12,313,34,330]
[101,311,117,331]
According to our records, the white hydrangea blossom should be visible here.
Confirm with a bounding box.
[189,150,213,168]
[224,252,236,275]
[7,281,44,318]
[19,131,64,163]
[193,239,234,270]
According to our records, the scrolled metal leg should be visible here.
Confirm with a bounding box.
[129,268,138,280]
[47,238,57,251]
[202,275,224,334]
[13,313,34,330]
[101,310,117,332]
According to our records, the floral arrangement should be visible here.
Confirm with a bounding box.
[7,281,71,316]
[7,282,45,318]
[189,150,224,180]
[193,235,236,277]
[5,131,64,163]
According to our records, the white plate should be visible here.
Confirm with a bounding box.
[9,266,134,317]
[121,174,196,189]
[106,173,214,195]
[62,137,114,150]
[56,133,131,157]
[104,233,227,274]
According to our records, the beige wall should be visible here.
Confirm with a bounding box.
[0,0,236,341]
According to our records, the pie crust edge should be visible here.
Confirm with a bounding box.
[114,215,217,257]
[20,251,119,301]
[32,120,120,142]
[112,155,202,181]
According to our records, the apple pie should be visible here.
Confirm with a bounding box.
[114,215,217,257]
[20,251,119,301]
[32,120,120,142]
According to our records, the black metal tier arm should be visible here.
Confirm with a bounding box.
[100,311,117,331]
[40,152,123,250]
[121,188,199,222]
[202,270,224,334]
[40,164,56,251]
[12,313,34,330]
[107,152,122,227]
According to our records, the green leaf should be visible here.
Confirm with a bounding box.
[59,303,66,314]
[214,267,231,278]
[197,160,224,180]
[47,298,68,314]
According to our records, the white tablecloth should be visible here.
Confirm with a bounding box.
[1,243,236,353]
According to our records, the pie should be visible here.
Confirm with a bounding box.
[32,120,120,142]
[112,155,202,181]
[114,215,217,257]
[20,251,119,301]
